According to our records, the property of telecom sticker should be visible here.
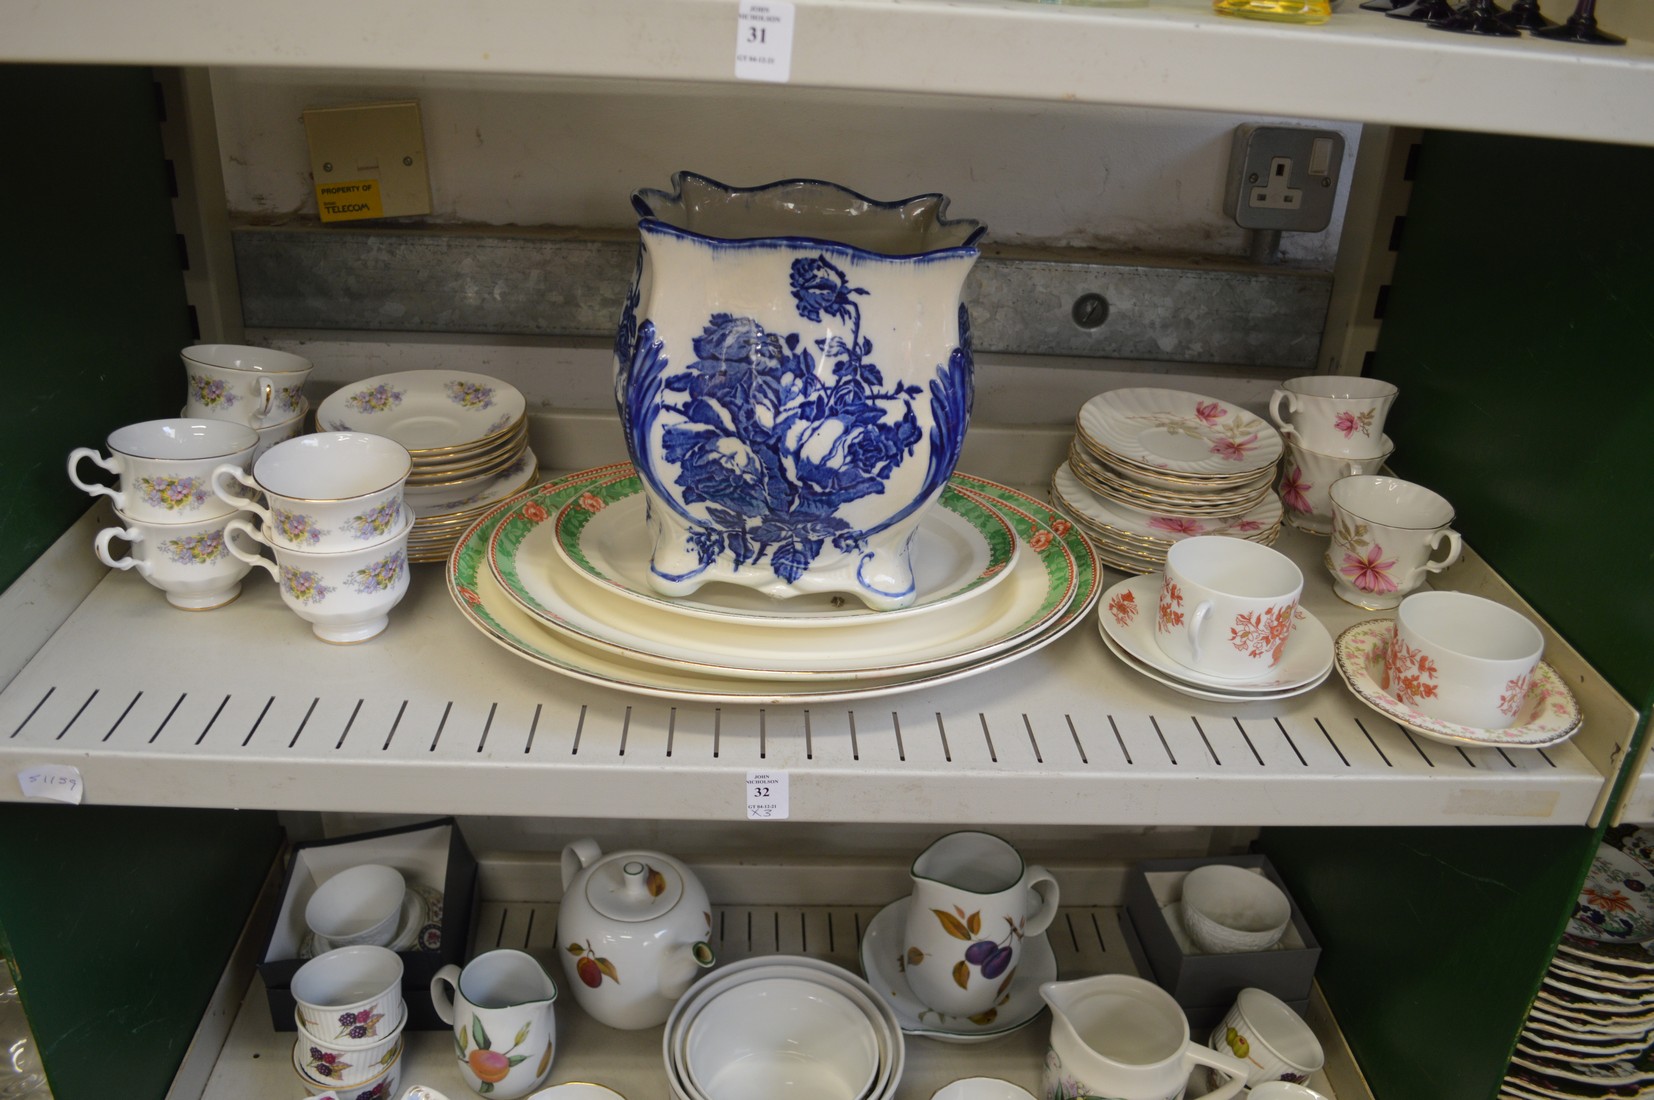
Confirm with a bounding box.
[747,772,789,820]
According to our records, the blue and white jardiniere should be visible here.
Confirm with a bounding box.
[615,172,985,611]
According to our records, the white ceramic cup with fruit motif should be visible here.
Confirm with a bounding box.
[290,944,405,1045]
[1208,988,1324,1087]
[1325,475,1461,610]
[182,343,312,428]
[1278,435,1394,536]
[1154,536,1303,682]
[95,507,255,610]
[213,432,411,553]
[1387,591,1544,730]
[903,831,1059,1018]
[69,418,257,523]
[1268,375,1397,459]
[431,949,559,1100]
[225,513,413,644]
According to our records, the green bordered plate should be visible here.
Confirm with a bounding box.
[445,467,1100,703]
[485,473,1071,680]
[550,475,1019,629]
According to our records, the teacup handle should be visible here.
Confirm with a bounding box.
[1424,528,1463,573]
[212,463,273,528]
[255,380,274,421]
[94,526,150,577]
[1022,865,1060,938]
[223,519,279,582]
[68,448,126,508]
[430,964,462,1026]
[1187,600,1215,663]
[1183,1041,1250,1100]
[1267,389,1301,442]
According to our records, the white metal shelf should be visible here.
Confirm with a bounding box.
[2,0,1653,147]
[0,514,1624,827]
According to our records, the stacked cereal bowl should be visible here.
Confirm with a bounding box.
[290,945,407,1100]
[317,371,537,563]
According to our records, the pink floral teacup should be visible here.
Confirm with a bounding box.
[1268,376,1396,459]
[1155,536,1302,681]
[1325,475,1461,610]
[1278,435,1394,535]
[1387,591,1543,730]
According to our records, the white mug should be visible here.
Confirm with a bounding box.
[904,831,1059,1017]
[214,432,411,552]
[181,343,312,428]
[1387,591,1544,730]
[1325,475,1461,610]
[1209,988,1325,1087]
[1278,435,1394,536]
[69,418,257,523]
[431,949,558,1100]
[225,513,413,644]
[95,508,254,610]
[1268,376,1397,458]
[1155,537,1303,681]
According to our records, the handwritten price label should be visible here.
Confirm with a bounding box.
[746,771,789,820]
[735,1,795,83]
[17,764,84,805]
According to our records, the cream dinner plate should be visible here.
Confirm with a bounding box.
[1076,388,1282,477]
[1096,574,1334,694]
[858,896,1055,1044]
[1334,620,1583,749]
[318,370,526,451]
[446,468,1100,704]
[486,473,1076,680]
[551,475,1019,629]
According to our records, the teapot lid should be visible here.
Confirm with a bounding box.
[585,855,684,922]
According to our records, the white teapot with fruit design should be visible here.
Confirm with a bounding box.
[556,838,716,1029]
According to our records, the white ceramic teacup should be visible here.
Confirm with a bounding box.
[1325,475,1461,610]
[1209,988,1325,1087]
[1268,375,1397,458]
[1155,537,1303,681]
[904,830,1059,1017]
[1278,435,1394,536]
[214,432,411,552]
[306,864,406,948]
[1179,865,1290,955]
[94,508,255,610]
[1387,591,1544,730]
[225,512,413,644]
[69,418,257,523]
[182,343,312,428]
[290,944,405,1045]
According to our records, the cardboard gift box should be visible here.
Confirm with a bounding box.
[258,818,478,1031]
[1123,854,1319,1029]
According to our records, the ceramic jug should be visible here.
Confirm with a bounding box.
[614,171,985,611]
[1041,975,1249,1100]
[556,838,716,1029]
[431,948,558,1099]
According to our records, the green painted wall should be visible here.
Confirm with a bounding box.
[1266,131,1654,1100]
[0,65,283,1100]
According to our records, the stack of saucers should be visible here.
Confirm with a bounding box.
[1051,388,1284,574]
[317,371,539,563]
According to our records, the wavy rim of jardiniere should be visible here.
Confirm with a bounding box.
[632,170,988,259]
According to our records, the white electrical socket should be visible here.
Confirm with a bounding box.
[1225,125,1344,233]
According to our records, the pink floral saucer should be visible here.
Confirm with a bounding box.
[1334,620,1582,749]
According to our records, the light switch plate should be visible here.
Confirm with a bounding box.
[303,100,431,223]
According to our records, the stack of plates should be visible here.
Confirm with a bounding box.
[317,371,538,563]
[1095,574,1333,702]
[446,464,1101,703]
[1053,388,1284,573]
[1501,836,1654,1100]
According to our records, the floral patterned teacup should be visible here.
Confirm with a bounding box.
[1268,375,1397,459]
[94,507,255,610]
[1155,536,1302,682]
[1324,475,1461,610]
[1388,592,1543,730]
[182,343,312,428]
[214,432,411,553]
[225,511,412,644]
[69,418,257,523]
[1278,435,1394,536]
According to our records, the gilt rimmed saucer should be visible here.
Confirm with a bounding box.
[406,450,539,517]
[1053,462,1282,545]
[552,475,1019,628]
[1096,574,1333,694]
[1334,620,1583,749]
[859,896,1054,1044]
[1076,388,1282,477]
[318,370,526,452]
